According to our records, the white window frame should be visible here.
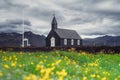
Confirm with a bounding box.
[22,38,30,47]
[50,37,55,47]
[71,39,74,45]
[77,40,80,45]
[64,39,67,45]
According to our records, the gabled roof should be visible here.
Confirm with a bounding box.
[55,28,81,39]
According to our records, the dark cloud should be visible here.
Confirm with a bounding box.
[0,19,31,28]
[0,0,120,38]
[0,19,31,33]
[8,19,31,26]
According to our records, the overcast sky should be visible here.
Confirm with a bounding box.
[0,0,120,38]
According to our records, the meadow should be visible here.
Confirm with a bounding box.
[0,49,120,80]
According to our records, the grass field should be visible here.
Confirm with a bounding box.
[0,50,120,80]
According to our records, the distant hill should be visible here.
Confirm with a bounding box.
[0,31,46,47]
[0,32,120,47]
[83,35,120,46]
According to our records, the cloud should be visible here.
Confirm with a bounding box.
[0,19,31,33]
[0,0,120,38]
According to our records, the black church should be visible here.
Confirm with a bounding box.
[46,15,82,47]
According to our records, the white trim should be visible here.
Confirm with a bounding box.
[71,39,74,45]
[64,39,67,45]
[50,37,55,47]
[77,40,80,45]
[22,38,30,47]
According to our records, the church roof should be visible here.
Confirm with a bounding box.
[55,28,81,39]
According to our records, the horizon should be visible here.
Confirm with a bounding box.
[0,0,120,38]
[0,31,120,39]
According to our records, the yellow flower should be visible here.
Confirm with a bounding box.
[24,74,37,80]
[36,64,44,71]
[30,62,34,65]
[15,57,18,61]
[115,78,118,80]
[88,62,98,67]
[11,62,16,67]
[39,61,43,64]
[83,76,87,80]
[3,64,9,69]
[40,69,46,73]
[0,72,3,76]
[19,64,22,68]
[81,52,86,55]
[58,76,63,80]
[118,64,120,66]
[24,76,30,80]
[101,77,107,80]
[103,71,110,76]
[90,74,96,78]
[97,75,100,78]
[56,60,62,64]
[0,50,3,52]
[72,61,76,65]
[56,69,67,80]
[31,74,37,80]
[39,68,53,80]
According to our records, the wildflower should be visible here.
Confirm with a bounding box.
[3,64,9,69]
[81,52,86,55]
[30,62,34,65]
[19,64,22,68]
[56,60,62,65]
[103,71,110,76]
[97,75,100,78]
[0,72,3,76]
[40,69,46,73]
[9,57,12,60]
[11,62,16,67]
[88,62,98,67]
[19,52,23,54]
[24,74,37,80]
[0,50,3,52]
[118,64,120,67]
[56,69,67,80]
[15,57,18,61]
[36,64,44,71]
[39,76,50,80]
[31,74,37,80]
[39,67,54,80]
[72,61,76,65]
[44,60,46,62]
[24,76,30,80]
[56,51,59,54]
[90,74,96,78]
[71,48,75,52]
[39,61,43,64]
[83,76,87,80]
[101,77,107,80]
[115,78,118,80]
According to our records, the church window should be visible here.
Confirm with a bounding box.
[50,37,55,47]
[64,39,67,45]
[71,39,74,45]
[77,40,80,45]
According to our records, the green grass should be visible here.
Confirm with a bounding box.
[0,51,120,80]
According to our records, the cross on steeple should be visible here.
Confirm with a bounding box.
[53,12,55,17]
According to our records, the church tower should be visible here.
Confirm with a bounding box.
[51,14,57,30]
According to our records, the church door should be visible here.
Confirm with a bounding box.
[50,37,55,47]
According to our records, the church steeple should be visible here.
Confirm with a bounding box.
[51,14,57,30]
